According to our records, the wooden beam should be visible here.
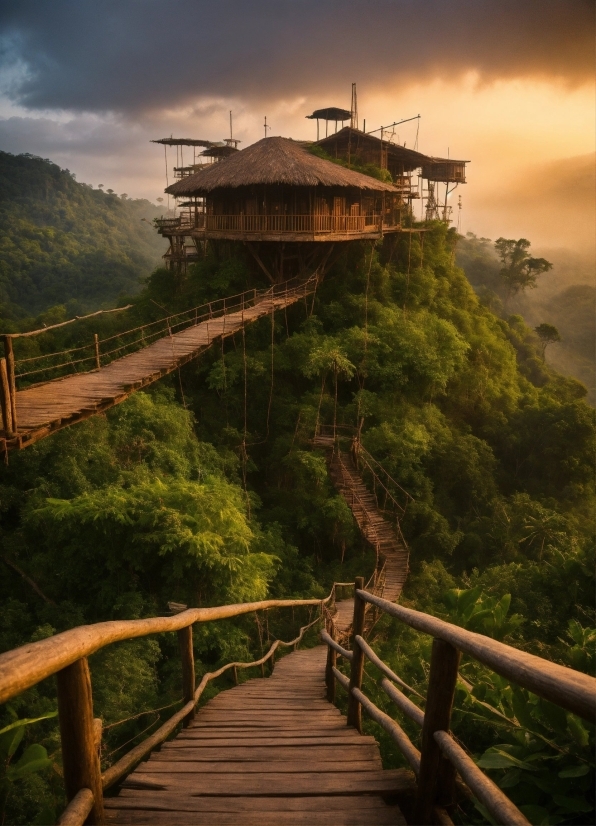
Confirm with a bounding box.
[178,626,195,727]
[413,639,460,824]
[56,658,104,824]
[346,577,366,731]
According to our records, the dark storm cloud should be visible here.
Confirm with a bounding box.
[1,0,592,114]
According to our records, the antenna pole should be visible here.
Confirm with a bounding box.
[230,110,233,141]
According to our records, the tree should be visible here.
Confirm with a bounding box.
[534,323,561,359]
[495,238,552,299]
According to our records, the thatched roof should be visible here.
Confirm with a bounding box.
[151,138,217,147]
[317,127,431,168]
[165,137,398,196]
[306,107,352,121]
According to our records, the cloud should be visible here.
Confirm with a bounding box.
[1,0,593,115]
[471,153,596,253]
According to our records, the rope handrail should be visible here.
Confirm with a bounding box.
[2,305,133,339]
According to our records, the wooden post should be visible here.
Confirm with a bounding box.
[56,658,104,824]
[232,665,238,685]
[93,335,100,370]
[3,336,17,431]
[325,627,337,703]
[413,638,461,825]
[269,650,275,672]
[177,625,195,727]
[346,576,365,731]
[0,358,13,436]
[260,662,265,678]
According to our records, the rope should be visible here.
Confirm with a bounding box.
[103,699,183,731]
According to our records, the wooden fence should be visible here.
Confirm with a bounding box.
[322,578,596,826]
[0,594,333,826]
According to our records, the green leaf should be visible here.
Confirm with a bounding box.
[476,749,537,771]
[7,744,52,779]
[0,724,24,759]
[497,768,521,788]
[0,711,58,737]
[552,794,594,813]
[566,713,589,747]
[558,765,590,778]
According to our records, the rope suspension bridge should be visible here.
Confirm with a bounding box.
[0,582,593,825]
[0,274,318,456]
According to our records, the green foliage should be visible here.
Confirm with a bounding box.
[0,192,593,823]
[0,712,58,825]
[306,144,393,182]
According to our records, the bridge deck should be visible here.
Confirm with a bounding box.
[3,293,299,453]
[105,647,407,825]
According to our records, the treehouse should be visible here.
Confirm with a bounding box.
[160,136,408,280]
[316,126,468,201]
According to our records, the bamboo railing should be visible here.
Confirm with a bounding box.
[0,593,332,826]
[322,580,596,826]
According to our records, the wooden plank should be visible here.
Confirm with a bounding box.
[105,808,403,826]
[137,759,381,772]
[110,791,400,811]
[155,745,382,760]
[167,735,377,747]
[122,770,408,795]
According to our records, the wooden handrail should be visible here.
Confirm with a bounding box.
[1,591,330,826]
[323,581,596,826]
[0,596,329,705]
[357,590,596,723]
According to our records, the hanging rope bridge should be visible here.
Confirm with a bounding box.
[0,275,318,455]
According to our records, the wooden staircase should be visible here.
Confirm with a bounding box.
[312,437,410,637]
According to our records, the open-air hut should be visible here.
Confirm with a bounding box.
[164,136,402,243]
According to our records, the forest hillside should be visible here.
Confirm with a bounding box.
[0,152,167,320]
[0,169,594,824]
[457,235,595,404]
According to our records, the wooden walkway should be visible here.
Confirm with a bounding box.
[105,647,407,825]
[2,289,306,453]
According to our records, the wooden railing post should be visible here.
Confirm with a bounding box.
[325,625,337,703]
[177,625,195,727]
[56,657,104,824]
[2,336,17,431]
[346,576,366,731]
[93,334,100,370]
[0,357,14,436]
[413,638,461,824]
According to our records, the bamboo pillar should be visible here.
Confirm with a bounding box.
[177,625,195,727]
[346,577,365,731]
[93,335,100,370]
[325,626,337,703]
[0,358,13,436]
[413,638,461,824]
[3,336,17,431]
[56,658,104,824]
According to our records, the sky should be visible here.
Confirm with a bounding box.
[0,0,594,254]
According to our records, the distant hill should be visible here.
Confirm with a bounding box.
[0,151,167,319]
[457,233,595,404]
